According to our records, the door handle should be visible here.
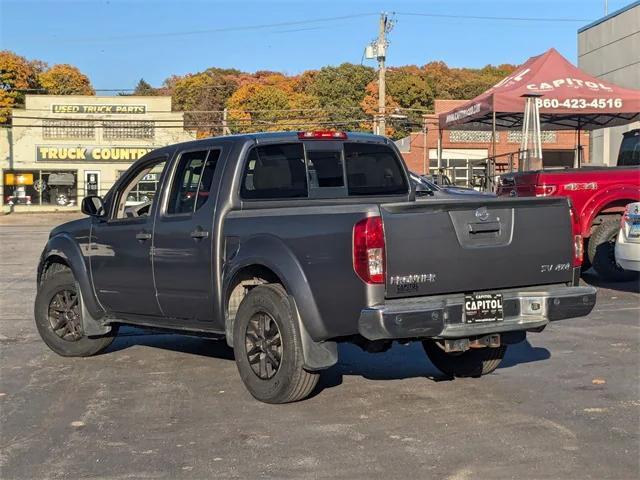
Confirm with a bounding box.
[190,227,209,240]
[136,231,152,241]
[468,222,500,234]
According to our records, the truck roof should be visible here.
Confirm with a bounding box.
[151,131,390,157]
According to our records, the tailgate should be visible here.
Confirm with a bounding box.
[381,197,574,299]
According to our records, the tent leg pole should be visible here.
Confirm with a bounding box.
[437,128,443,172]
[577,124,582,168]
[491,111,497,191]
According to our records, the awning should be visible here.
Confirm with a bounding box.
[438,48,640,131]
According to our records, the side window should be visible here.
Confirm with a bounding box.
[618,133,640,166]
[115,159,167,219]
[167,150,220,215]
[344,143,408,196]
[241,144,307,199]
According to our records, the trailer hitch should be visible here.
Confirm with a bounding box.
[443,334,501,353]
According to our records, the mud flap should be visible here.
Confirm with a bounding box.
[78,287,112,336]
[288,295,338,371]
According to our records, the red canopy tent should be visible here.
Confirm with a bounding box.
[436,48,640,182]
[439,48,640,132]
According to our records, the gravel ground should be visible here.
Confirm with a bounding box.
[1,213,638,480]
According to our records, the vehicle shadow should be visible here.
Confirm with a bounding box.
[581,271,640,294]
[106,326,234,361]
[315,339,551,395]
[104,327,550,397]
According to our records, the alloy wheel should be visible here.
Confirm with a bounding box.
[245,312,283,379]
[48,289,83,341]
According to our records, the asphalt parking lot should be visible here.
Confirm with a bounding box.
[1,213,638,480]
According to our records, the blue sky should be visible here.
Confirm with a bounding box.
[0,0,631,91]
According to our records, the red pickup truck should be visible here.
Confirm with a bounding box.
[497,129,640,281]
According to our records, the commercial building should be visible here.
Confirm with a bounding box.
[1,95,194,212]
[398,99,588,184]
[578,1,640,165]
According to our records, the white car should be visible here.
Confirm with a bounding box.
[615,202,640,272]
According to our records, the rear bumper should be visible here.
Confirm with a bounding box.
[358,284,597,341]
[615,236,640,272]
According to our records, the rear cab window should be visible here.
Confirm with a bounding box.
[240,144,307,199]
[240,140,408,200]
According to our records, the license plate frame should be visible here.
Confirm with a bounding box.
[464,293,504,324]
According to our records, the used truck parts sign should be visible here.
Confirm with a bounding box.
[36,146,154,161]
[51,104,147,114]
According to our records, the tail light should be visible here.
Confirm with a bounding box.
[298,130,348,140]
[573,234,583,267]
[353,216,385,284]
[534,184,557,196]
[621,204,630,228]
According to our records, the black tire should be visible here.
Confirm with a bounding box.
[34,264,118,357]
[422,340,507,377]
[589,218,637,282]
[233,284,319,404]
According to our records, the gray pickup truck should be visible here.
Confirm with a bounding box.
[35,131,596,403]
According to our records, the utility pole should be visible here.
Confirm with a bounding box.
[365,13,393,135]
[422,115,428,174]
[222,108,230,135]
[377,13,387,136]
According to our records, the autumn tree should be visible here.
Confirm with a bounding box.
[39,64,94,95]
[358,66,435,138]
[422,61,516,100]
[301,63,375,130]
[360,80,400,137]
[0,50,45,123]
[133,78,156,95]
[226,81,324,133]
[168,68,240,136]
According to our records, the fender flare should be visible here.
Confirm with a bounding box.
[580,185,640,236]
[222,234,337,370]
[39,234,111,336]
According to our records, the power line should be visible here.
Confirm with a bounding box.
[395,12,592,22]
[31,13,377,43]
[9,119,376,129]
[11,105,416,114]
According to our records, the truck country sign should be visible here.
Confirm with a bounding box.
[51,104,146,114]
[36,146,154,162]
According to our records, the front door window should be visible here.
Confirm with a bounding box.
[114,160,166,219]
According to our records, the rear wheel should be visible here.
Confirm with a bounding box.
[422,340,507,377]
[589,218,636,282]
[34,264,118,357]
[233,284,319,404]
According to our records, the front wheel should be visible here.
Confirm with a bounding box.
[422,340,507,377]
[233,284,319,404]
[34,264,118,357]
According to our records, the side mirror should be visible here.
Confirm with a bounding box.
[81,196,106,217]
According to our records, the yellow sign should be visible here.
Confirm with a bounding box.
[51,104,147,114]
[36,146,154,162]
[4,173,34,185]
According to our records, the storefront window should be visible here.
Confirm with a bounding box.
[43,120,95,140]
[3,170,77,207]
[103,121,155,140]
